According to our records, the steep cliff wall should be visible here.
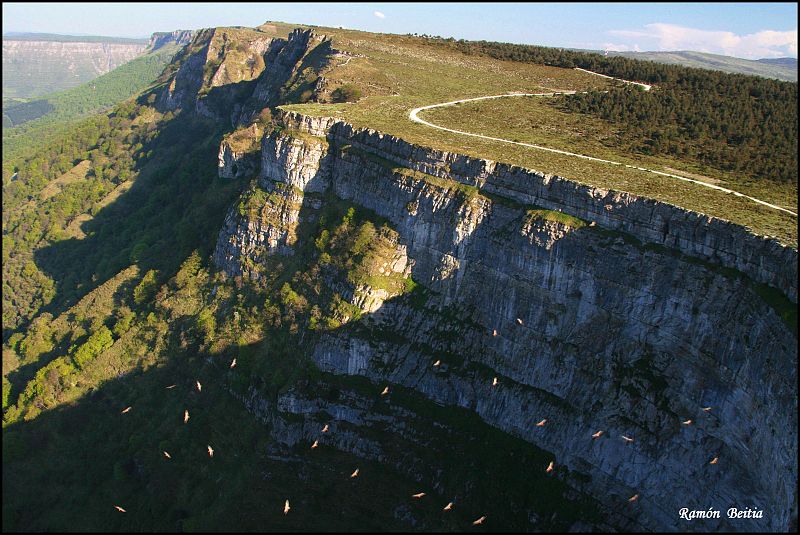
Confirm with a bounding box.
[148,30,195,51]
[156,28,331,126]
[212,110,797,531]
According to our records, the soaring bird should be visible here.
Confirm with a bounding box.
[350,468,359,478]
[184,410,190,424]
[321,424,329,433]
[702,407,712,412]
[492,377,498,387]
[546,461,554,473]
[536,419,547,427]
[473,516,487,525]
[682,419,692,425]
[163,451,172,459]
[433,360,441,367]
[592,431,604,439]
[207,445,214,457]
[443,502,453,511]
[311,440,319,449]
[492,329,498,337]
[114,505,127,513]
[381,386,389,396]
[284,499,290,515]
[710,457,719,465]
[412,492,426,498]
[196,381,202,392]
[516,318,523,326]
[230,358,237,369]
[621,435,634,443]
[628,494,639,502]
[121,406,132,414]
[166,384,177,389]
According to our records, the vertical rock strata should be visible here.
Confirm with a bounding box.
[213,110,797,531]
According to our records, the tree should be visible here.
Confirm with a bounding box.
[331,84,362,103]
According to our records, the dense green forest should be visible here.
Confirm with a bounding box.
[3,45,180,161]
[425,37,798,184]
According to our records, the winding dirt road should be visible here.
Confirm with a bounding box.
[408,77,796,217]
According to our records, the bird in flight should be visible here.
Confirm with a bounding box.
[184,410,190,424]
[433,360,441,367]
[546,461,554,473]
[207,445,214,457]
[196,381,202,392]
[230,358,237,369]
[621,435,634,443]
[114,505,127,513]
[592,430,604,439]
[321,424,329,433]
[381,386,389,396]
[492,377,498,387]
[121,406,132,414]
[536,419,547,427]
[710,457,718,465]
[284,499,290,515]
[163,451,172,459]
[443,502,453,511]
[628,494,639,502]
[166,384,177,389]
[682,419,692,425]
[412,492,426,498]
[350,468,359,478]
[473,515,487,525]
[311,440,319,449]
[702,407,712,412]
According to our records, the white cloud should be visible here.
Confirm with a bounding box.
[602,42,642,53]
[373,11,386,19]
[608,23,797,59]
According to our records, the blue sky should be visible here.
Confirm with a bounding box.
[2,2,797,59]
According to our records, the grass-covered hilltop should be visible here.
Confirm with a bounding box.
[2,20,797,532]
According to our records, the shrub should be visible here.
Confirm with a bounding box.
[330,83,362,103]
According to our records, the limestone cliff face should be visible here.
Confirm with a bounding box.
[156,28,331,126]
[148,30,195,51]
[212,111,797,530]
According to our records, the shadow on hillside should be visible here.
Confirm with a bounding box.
[32,108,243,324]
[2,288,612,532]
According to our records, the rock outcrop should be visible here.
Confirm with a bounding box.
[155,28,332,126]
[212,108,797,531]
[147,30,195,51]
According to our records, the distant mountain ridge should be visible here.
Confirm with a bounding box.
[2,31,195,99]
[2,32,149,44]
[607,50,797,82]
[757,57,797,67]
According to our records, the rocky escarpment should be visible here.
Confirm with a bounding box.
[155,28,332,126]
[212,109,797,531]
[148,30,195,51]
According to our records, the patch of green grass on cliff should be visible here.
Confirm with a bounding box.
[280,128,329,146]
[394,167,481,201]
[753,284,797,337]
[525,208,587,229]
[341,144,482,201]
